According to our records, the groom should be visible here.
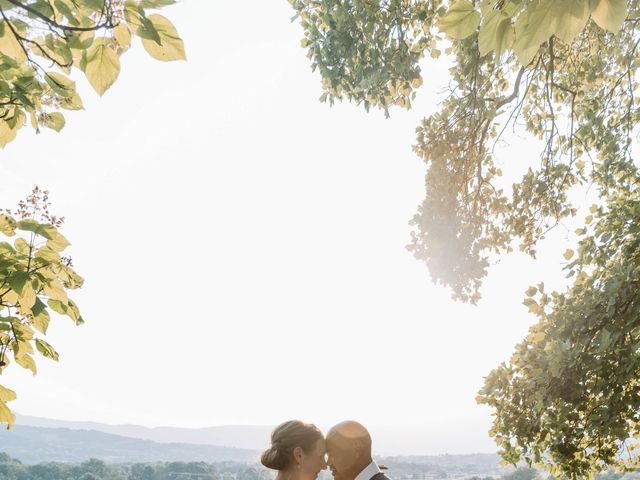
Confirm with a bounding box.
[326,421,391,480]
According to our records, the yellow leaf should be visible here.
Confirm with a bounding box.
[590,0,627,33]
[141,14,185,61]
[17,281,36,310]
[555,0,590,44]
[0,385,16,403]
[14,351,36,375]
[563,248,575,260]
[478,8,514,57]
[0,112,24,149]
[438,0,481,40]
[114,23,132,51]
[85,39,121,96]
[0,214,16,235]
[513,0,558,65]
[0,398,15,428]
[0,30,26,62]
[43,279,68,303]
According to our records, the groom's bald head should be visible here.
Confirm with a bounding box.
[326,421,373,480]
[327,421,372,452]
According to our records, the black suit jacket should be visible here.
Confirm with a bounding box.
[370,472,392,480]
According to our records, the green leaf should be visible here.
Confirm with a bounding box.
[79,0,104,10]
[15,278,35,310]
[67,30,94,50]
[17,220,45,237]
[35,339,59,361]
[590,0,627,34]
[85,39,121,96]
[8,271,28,296]
[140,0,176,7]
[526,286,538,297]
[141,14,185,61]
[125,3,162,44]
[45,72,76,98]
[47,298,68,316]
[31,297,50,334]
[66,299,83,325]
[438,0,481,40]
[563,249,575,260]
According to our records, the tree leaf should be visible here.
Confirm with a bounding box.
[0,112,24,149]
[0,28,27,62]
[35,339,59,361]
[31,297,50,334]
[9,271,36,310]
[60,92,84,111]
[140,0,176,7]
[555,0,590,44]
[45,72,76,99]
[85,39,121,96]
[0,385,16,403]
[41,225,70,252]
[479,9,514,57]
[0,215,16,236]
[513,0,558,65]
[113,23,132,51]
[8,271,28,296]
[42,112,65,132]
[438,0,481,40]
[14,350,36,375]
[0,398,16,428]
[141,14,185,61]
[590,0,627,34]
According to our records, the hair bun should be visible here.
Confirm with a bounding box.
[260,446,289,470]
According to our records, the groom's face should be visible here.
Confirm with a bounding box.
[326,434,359,480]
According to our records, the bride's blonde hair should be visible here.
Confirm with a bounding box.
[261,420,323,470]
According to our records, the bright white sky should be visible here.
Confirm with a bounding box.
[0,1,574,454]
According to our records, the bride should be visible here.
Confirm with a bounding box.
[261,420,327,480]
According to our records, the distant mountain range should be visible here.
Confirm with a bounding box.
[0,424,258,464]
[0,417,506,476]
[14,414,497,455]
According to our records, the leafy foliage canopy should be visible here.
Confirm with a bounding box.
[0,0,185,148]
[290,0,640,477]
[0,187,83,428]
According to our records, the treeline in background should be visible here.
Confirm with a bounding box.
[1,453,639,480]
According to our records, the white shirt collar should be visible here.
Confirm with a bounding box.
[354,461,381,480]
